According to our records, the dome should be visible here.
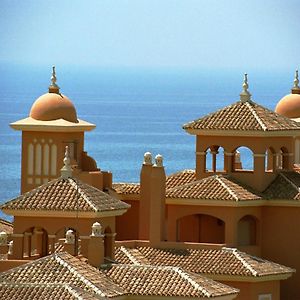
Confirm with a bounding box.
[29,92,78,123]
[275,70,300,118]
[275,93,300,118]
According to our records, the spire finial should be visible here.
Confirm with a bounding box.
[49,65,60,93]
[294,70,299,89]
[61,146,73,179]
[240,73,251,102]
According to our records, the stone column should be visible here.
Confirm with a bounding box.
[48,234,56,254]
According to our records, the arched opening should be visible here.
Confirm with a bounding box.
[277,147,289,170]
[265,147,275,173]
[205,145,225,173]
[176,214,225,244]
[237,215,257,246]
[233,146,254,172]
[23,227,48,258]
[104,227,113,259]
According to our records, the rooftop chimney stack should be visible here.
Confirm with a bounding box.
[149,154,166,247]
[88,222,104,267]
[139,152,153,240]
[64,229,76,256]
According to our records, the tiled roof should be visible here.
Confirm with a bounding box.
[0,177,130,213]
[166,169,196,189]
[0,283,99,300]
[166,175,261,201]
[115,246,294,278]
[112,183,140,195]
[263,171,300,200]
[113,169,196,196]
[0,218,13,234]
[183,100,300,132]
[0,252,125,298]
[105,264,239,298]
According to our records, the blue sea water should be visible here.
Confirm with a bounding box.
[0,65,293,220]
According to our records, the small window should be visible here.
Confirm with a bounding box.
[259,294,272,300]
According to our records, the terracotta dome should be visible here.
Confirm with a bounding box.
[275,93,300,118]
[29,92,78,123]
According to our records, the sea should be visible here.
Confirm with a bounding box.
[0,64,293,220]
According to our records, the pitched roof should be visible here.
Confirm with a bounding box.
[105,264,239,298]
[0,283,99,300]
[0,252,125,298]
[183,100,300,132]
[166,175,261,201]
[0,218,13,234]
[115,246,294,278]
[112,169,196,196]
[263,171,300,200]
[0,177,130,213]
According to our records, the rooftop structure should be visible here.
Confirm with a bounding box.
[1,69,300,300]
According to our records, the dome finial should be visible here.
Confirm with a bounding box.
[61,146,73,179]
[240,73,251,102]
[49,65,60,94]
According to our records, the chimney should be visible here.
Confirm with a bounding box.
[88,222,104,267]
[139,152,153,240]
[64,230,76,256]
[234,150,243,170]
[149,154,166,247]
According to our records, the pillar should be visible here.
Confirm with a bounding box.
[24,232,32,257]
[105,232,116,259]
[48,234,56,254]
[195,151,206,179]
[11,233,24,259]
[225,152,234,173]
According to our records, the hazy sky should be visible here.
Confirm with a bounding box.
[0,0,299,70]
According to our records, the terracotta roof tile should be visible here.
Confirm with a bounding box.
[112,183,140,195]
[115,246,294,278]
[0,252,125,298]
[183,100,300,132]
[113,170,196,196]
[0,283,99,300]
[263,171,300,200]
[166,169,196,189]
[166,175,261,201]
[0,177,130,213]
[0,218,13,234]
[105,264,238,298]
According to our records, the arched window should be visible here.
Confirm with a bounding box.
[27,144,34,175]
[233,146,254,172]
[237,215,257,246]
[205,145,225,173]
[176,214,225,244]
[50,144,57,176]
[265,147,275,173]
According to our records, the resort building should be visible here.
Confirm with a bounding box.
[1,68,300,300]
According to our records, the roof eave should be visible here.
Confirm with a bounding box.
[1,208,129,218]
[184,128,300,137]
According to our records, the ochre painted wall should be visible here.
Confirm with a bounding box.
[262,206,300,300]
[222,280,280,300]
